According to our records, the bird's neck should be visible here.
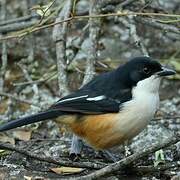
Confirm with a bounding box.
[133,75,161,96]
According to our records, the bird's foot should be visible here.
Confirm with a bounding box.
[69,135,119,162]
[69,153,81,161]
[69,135,83,161]
[100,150,119,162]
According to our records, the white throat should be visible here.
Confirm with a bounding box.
[132,74,161,111]
[133,75,161,95]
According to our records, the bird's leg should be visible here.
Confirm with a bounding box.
[69,134,83,161]
[124,140,131,157]
[100,150,119,162]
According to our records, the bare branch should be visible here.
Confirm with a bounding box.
[0,14,39,26]
[82,0,101,85]
[128,15,149,56]
[135,17,180,35]
[0,12,180,41]
[52,0,73,96]
[0,20,37,34]
[78,135,180,179]
[0,0,134,34]
[0,0,7,92]
[0,142,106,169]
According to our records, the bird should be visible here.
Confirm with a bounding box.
[0,56,175,157]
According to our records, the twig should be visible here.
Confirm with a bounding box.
[17,62,39,97]
[13,65,57,86]
[0,0,134,33]
[12,71,57,86]
[135,17,180,34]
[37,0,56,25]
[0,14,39,26]
[0,92,40,107]
[0,12,180,41]
[128,15,149,56]
[0,20,37,34]
[0,140,178,176]
[52,0,73,96]
[0,142,106,169]
[77,135,180,179]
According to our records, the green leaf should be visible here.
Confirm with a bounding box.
[154,149,165,167]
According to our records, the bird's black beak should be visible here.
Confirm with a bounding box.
[157,67,176,77]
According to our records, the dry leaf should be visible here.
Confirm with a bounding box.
[0,149,11,156]
[0,149,10,157]
[13,130,32,141]
[18,103,31,112]
[32,1,53,17]
[0,99,8,114]
[0,134,15,144]
[24,176,32,180]
[51,167,84,175]
[0,150,5,153]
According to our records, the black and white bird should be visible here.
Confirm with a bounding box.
[0,56,175,157]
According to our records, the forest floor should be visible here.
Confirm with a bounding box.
[0,79,179,180]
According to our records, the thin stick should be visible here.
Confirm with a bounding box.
[0,92,40,107]
[1,12,180,41]
[77,135,179,179]
[0,142,106,169]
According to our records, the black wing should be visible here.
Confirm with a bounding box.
[50,89,127,114]
[50,89,120,114]
[50,70,132,114]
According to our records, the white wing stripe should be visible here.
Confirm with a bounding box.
[58,95,88,103]
[86,95,106,101]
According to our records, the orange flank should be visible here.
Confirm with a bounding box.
[69,113,125,150]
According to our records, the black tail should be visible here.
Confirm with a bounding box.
[0,110,65,132]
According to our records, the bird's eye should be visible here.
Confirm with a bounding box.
[143,67,150,74]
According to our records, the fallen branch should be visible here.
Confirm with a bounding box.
[0,142,106,169]
[0,136,178,178]
[77,135,180,179]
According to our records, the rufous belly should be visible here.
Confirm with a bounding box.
[69,113,128,150]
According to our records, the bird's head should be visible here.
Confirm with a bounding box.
[118,56,176,93]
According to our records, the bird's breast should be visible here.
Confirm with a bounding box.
[116,91,159,139]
